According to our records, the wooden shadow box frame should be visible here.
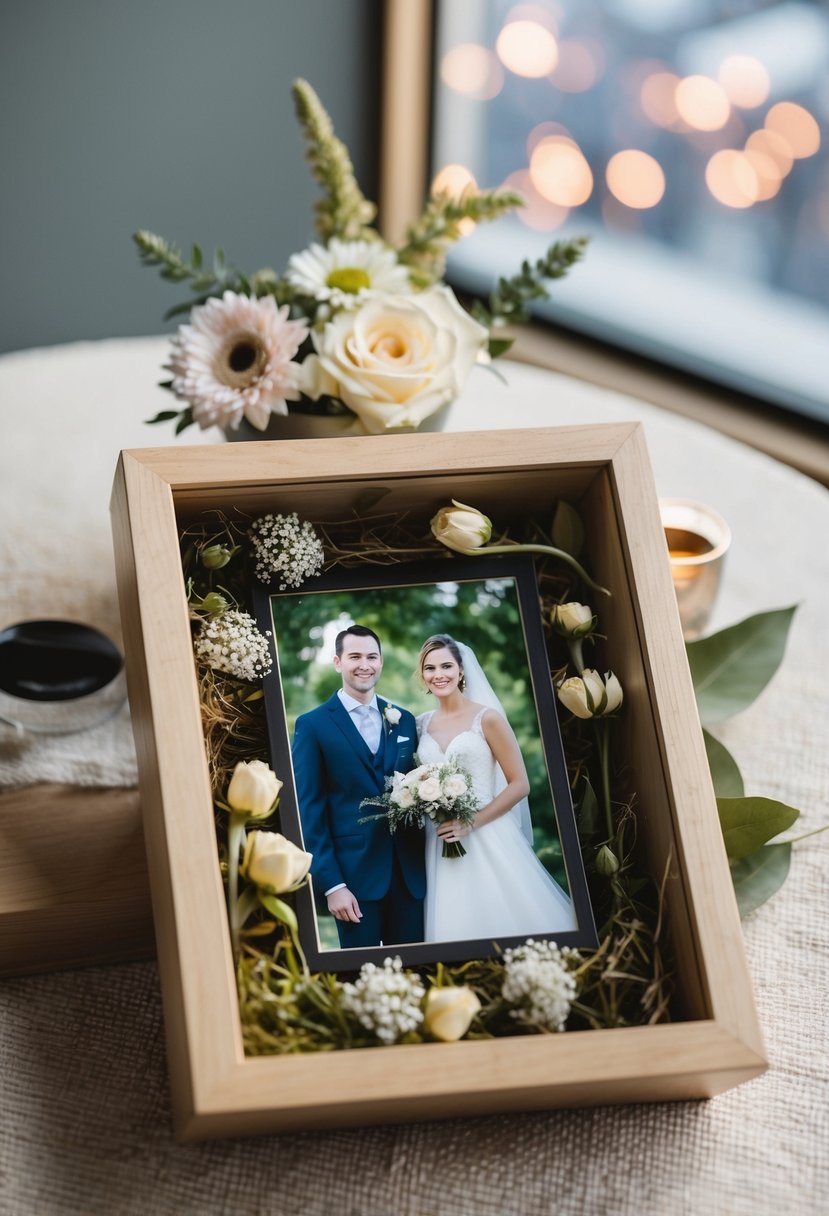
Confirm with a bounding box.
[110,424,766,1141]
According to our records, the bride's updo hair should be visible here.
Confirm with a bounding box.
[417,634,466,692]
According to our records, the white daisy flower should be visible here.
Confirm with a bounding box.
[286,238,412,310]
[167,291,309,431]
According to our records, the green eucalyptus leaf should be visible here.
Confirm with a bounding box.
[552,500,585,558]
[258,892,298,931]
[146,409,180,424]
[717,796,799,859]
[703,729,744,798]
[687,605,797,722]
[730,843,791,918]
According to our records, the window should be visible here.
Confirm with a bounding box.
[432,0,829,423]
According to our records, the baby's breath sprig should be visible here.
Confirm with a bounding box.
[249,512,325,589]
[193,609,273,682]
[340,957,426,1045]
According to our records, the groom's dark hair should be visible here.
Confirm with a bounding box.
[335,624,382,657]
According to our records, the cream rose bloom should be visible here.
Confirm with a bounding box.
[423,986,481,1042]
[418,776,443,802]
[226,759,282,819]
[299,285,488,433]
[444,773,469,798]
[242,830,312,893]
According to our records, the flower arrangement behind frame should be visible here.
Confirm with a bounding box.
[134,80,587,438]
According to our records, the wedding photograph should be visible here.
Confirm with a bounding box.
[254,556,596,968]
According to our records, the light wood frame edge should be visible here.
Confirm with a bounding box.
[111,427,765,1141]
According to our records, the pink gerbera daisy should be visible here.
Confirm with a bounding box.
[167,291,309,431]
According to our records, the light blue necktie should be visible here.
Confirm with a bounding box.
[354,703,381,754]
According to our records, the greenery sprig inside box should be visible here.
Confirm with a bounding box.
[110,424,765,1141]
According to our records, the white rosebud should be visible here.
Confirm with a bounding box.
[226,759,282,819]
[557,669,623,719]
[424,986,481,1042]
[430,500,492,552]
[551,602,595,638]
[418,776,442,802]
[242,830,312,893]
[394,786,415,809]
[603,671,623,713]
[384,705,402,725]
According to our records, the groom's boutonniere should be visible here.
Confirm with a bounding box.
[384,705,402,728]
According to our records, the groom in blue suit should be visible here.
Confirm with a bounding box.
[292,625,425,948]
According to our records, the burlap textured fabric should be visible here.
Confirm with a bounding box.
[1,347,826,1213]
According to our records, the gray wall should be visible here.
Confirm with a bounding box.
[0,0,382,353]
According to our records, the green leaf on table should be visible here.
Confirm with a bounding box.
[687,605,798,722]
[552,500,585,558]
[717,796,799,859]
[730,843,791,918]
[703,729,744,798]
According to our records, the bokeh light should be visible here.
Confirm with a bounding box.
[529,137,593,206]
[526,121,575,161]
[717,55,770,109]
[745,128,794,177]
[501,169,569,231]
[440,43,504,100]
[430,164,478,235]
[640,72,682,128]
[496,20,559,78]
[550,39,602,92]
[765,102,821,158]
[705,149,758,208]
[742,149,782,201]
[606,150,666,209]
[675,76,731,131]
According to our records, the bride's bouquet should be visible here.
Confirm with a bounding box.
[361,759,479,859]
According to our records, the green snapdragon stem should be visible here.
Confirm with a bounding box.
[451,542,610,597]
[227,813,247,955]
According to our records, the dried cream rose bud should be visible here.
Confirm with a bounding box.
[431,500,492,551]
[227,759,282,819]
[551,602,595,638]
[424,986,481,1042]
[242,830,312,893]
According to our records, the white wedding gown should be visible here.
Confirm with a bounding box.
[417,708,577,943]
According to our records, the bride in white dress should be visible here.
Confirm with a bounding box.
[415,635,577,944]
